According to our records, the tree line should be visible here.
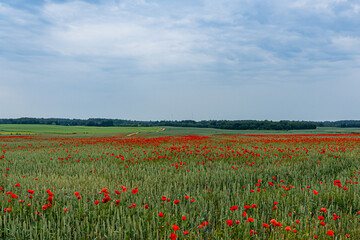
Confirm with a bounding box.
[0,118,321,130]
[314,120,360,128]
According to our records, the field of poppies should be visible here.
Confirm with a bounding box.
[1,133,360,239]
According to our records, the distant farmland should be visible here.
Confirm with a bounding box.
[0,124,161,135]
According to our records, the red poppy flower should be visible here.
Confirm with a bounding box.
[174,200,180,204]
[230,205,239,211]
[250,229,257,235]
[159,212,164,217]
[201,221,208,226]
[46,190,54,197]
[183,231,189,235]
[94,200,100,205]
[169,233,177,240]
[263,223,270,228]
[173,225,180,231]
[246,217,254,223]
[227,220,233,226]
[285,226,291,231]
[327,230,334,236]
[182,216,187,221]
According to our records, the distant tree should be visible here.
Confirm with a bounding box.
[86,121,98,126]
[100,120,114,127]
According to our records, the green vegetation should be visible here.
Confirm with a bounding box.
[0,118,316,130]
[147,126,360,136]
[0,134,359,239]
[4,117,360,131]
[3,124,360,136]
[0,124,161,135]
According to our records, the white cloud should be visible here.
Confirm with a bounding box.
[331,36,360,53]
[0,3,38,25]
[1,0,360,119]
[38,1,215,69]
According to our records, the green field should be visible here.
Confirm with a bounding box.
[2,124,360,136]
[0,133,359,239]
[147,126,360,136]
[0,124,162,135]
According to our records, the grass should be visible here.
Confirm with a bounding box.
[2,124,360,136]
[147,126,360,136]
[0,134,359,239]
[0,124,162,135]
[0,131,36,135]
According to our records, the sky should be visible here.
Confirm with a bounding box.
[0,0,360,121]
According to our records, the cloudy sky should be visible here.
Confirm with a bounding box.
[1,0,359,121]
